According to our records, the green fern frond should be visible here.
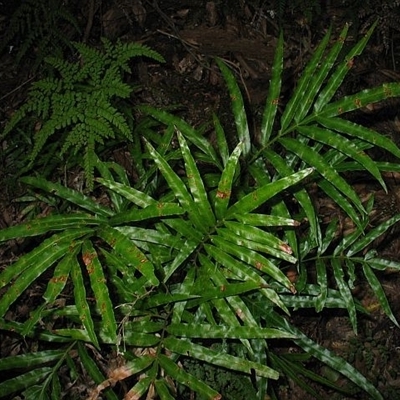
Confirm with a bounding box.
[45,57,81,83]
[275,0,287,21]
[0,1,33,52]
[29,122,59,164]
[101,78,132,98]
[2,105,30,137]
[72,42,107,82]
[103,39,165,74]
[3,38,165,190]
[96,104,131,137]
[53,7,81,34]
[61,125,87,153]
[1,0,80,70]
[15,31,37,65]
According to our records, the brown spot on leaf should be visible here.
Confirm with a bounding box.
[216,189,231,199]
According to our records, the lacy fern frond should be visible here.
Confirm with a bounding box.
[0,0,80,70]
[2,39,165,190]
[358,0,400,49]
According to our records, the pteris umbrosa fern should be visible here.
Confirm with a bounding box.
[0,0,80,70]
[2,38,165,190]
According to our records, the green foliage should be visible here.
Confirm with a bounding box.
[1,24,400,399]
[181,354,257,399]
[0,0,80,70]
[2,38,165,190]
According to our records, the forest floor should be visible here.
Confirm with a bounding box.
[1,1,400,399]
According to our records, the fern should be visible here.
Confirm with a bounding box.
[181,356,257,399]
[2,38,165,190]
[275,0,287,22]
[358,0,400,50]
[0,0,80,70]
[2,24,400,400]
